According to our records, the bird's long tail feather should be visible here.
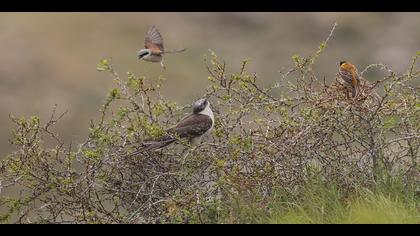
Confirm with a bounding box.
[164,48,186,54]
[124,138,176,158]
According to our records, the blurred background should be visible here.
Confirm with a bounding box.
[0,12,419,157]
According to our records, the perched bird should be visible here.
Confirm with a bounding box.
[137,25,186,69]
[339,61,360,99]
[127,98,214,156]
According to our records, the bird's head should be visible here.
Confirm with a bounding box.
[138,49,150,59]
[193,98,209,114]
[339,61,357,73]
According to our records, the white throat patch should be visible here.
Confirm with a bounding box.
[198,104,214,128]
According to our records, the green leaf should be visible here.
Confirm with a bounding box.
[108,88,121,99]
[96,59,110,72]
[83,150,101,159]
[318,41,326,50]
[292,54,300,62]
[383,117,396,129]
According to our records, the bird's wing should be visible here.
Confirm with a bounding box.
[351,70,360,87]
[339,68,355,85]
[167,114,213,139]
[144,25,164,54]
[124,114,212,157]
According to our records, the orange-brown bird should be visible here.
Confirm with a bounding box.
[339,61,360,99]
[137,25,186,70]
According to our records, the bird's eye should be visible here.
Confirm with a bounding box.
[139,51,148,57]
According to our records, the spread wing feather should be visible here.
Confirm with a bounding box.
[145,25,164,53]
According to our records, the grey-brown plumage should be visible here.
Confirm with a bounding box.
[137,25,186,69]
[167,114,213,140]
[126,98,214,157]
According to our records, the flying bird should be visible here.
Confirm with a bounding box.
[339,61,360,99]
[126,98,214,156]
[137,25,186,69]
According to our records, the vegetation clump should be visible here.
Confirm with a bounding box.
[0,27,418,224]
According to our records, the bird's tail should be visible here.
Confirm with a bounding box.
[124,136,176,158]
[164,48,187,54]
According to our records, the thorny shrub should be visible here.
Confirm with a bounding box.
[0,25,419,223]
